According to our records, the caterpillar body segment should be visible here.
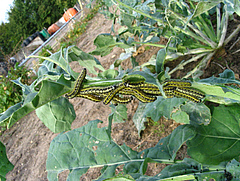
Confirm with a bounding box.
[119,87,157,103]
[65,68,87,99]
[112,95,133,104]
[173,89,201,103]
[163,86,176,98]
[76,93,104,102]
[79,86,115,95]
[126,82,161,95]
[175,87,205,99]
[163,79,192,87]
[103,83,126,105]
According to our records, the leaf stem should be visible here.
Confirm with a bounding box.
[217,6,228,48]
[169,53,208,75]
[183,51,215,78]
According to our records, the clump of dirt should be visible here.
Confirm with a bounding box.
[1,6,240,181]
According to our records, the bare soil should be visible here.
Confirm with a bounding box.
[1,7,240,181]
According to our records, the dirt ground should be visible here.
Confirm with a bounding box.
[1,5,240,181]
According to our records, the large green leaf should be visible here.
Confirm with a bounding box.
[156,48,166,74]
[141,124,196,161]
[171,102,211,125]
[194,70,240,105]
[46,120,139,181]
[46,120,196,180]
[31,46,105,78]
[187,104,240,165]
[36,97,76,133]
[0,141,14,181]
[0,78,70,128]
[193,1,222,18]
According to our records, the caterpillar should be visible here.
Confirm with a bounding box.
[173,89,202,103]
[163,86,176,98]
[119,87,157,103]
[65,68,86,99]
[76,93,104,102]
[126,82,161,95]
[163,79,192,87]
[103,82,127,105]
[175,87,205,99]
[79,85,115,95]
[112,95,133,104]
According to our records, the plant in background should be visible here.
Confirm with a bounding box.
[38,45,54,64]
[0,63,30,113]
[0,0,240,180]
[97,0,240,78]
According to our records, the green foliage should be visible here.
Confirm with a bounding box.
[0,0,76,55]
[187,104,240,165]
[1,0,240,180]
[0,63,30,113]
[38,45,54,64]
[36,97,76,133]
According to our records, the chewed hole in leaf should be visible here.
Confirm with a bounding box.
[58,170,69,180]
[92,146,98,151]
